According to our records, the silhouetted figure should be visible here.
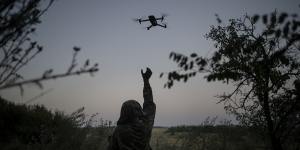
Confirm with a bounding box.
[107,68,156,150]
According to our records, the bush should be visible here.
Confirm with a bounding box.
[0,97,110,150]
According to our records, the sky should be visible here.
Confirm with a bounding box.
[2,0,299,126]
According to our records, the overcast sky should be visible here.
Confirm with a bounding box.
[2,0,299,126]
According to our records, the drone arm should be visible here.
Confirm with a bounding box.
[141,19,149,22]
[156,15,165,21]
[147,25,153,30]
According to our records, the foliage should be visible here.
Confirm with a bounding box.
[0,0,99,94]
[0,1,102,149]
[162,10,300,150]
[0,97,111,150]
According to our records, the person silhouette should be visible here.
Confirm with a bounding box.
[107,68,156,150]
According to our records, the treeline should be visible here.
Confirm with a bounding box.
[0,97,111,150]
[166,124,255,135]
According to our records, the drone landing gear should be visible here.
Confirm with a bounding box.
[157,24,167,28]
[146,24,166,30]
[147,25,153,30]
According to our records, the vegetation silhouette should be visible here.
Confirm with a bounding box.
[162,10,300,150]
[0,1,101,149]
[0,0,99,95]
[0,96,112,150]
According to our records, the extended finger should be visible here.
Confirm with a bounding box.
[146,67,151,72]
[147,68,152,73]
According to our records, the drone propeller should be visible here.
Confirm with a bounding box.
[161,13,168,22]
[132,18,142,24]
[163,23,167,28]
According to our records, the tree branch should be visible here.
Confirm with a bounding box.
[0,67,98,90]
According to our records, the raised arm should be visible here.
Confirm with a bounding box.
[142,68,153,103]
[141,68,156,125]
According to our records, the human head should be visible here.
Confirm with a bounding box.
[117,100,143,125]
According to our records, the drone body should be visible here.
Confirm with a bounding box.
[135,15,167,30]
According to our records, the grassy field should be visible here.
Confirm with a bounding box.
[149,126,267,150]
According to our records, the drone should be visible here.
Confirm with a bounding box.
[134,15,167,30]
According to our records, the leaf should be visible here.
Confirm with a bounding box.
[215,14,222,24]
[37,45,43,52]
[12,48,22,54]
[84,59,90,67]
[159,73,164,78]
[278,13,288,23]
[291,13,298,18]
[252,15,259,24]
[182,57,188,64]
[73,46,81,52]
[291,33,300,41]
[169,52,174,59]
[262,14,268,24]
[43,69,53,78]
[292,20,299,31]
[200,59,207,66]
[12,56,18,62]
[34,81,43,89]
[31,28,36,32]
[267,29,275,35]
[183,75,188,82]
[179,62,185,67]
[190,53,197,58]
[168,72,172,80]
[30,41,37,47]
[175,55,182,62]
[283,21,290,37]
[190,61,194,69]
[212,52,221,62]
[275,30,281,37]
[269,40,275,47]
[168,81,173,88]
[270,12,277,26]
[279,55,290,65]
[173,54,178,61]
[184,65,188,71]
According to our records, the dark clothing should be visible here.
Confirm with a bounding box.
[107,81,156,150]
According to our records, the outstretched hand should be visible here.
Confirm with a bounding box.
[141,67,152,81]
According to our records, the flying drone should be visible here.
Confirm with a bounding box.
[134,14,167,30]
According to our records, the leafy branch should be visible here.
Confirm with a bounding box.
[0,47,99,95]
[0,0,99,95]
